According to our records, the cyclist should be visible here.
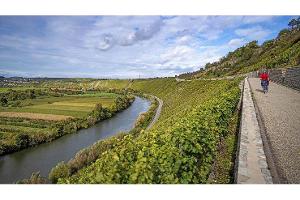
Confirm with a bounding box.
[259,69,270,93]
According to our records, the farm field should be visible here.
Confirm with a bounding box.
[0,87,41,92]
[40,79,131,91]
[0,92,119,118]
[0,90,133,155]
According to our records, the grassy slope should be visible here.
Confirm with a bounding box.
[59,78,241,183]
[130,78,235,128]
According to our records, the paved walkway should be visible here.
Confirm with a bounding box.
[236,78,272,184]
[248,78,300,183]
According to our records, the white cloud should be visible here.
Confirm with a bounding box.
[228,38,246,48]
[96,34,115,51]
[86,16,164,50]
[0,16,286,78]
[241,16,274,24]
[176,35,192,44]
[160,45,195,65]
[235,26,270,41]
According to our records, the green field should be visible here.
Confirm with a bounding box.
[0,92,119,118]
[0,91,132,155]
[0,87,40,92]
[40,79,131,91]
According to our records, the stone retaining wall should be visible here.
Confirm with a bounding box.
[235,78,272,184]
[247,66,300,90]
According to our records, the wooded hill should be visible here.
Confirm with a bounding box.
[178,18,300,79]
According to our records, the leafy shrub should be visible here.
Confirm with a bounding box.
[49,162,71,183]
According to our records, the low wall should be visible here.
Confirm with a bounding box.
[235,78,272,184]
[248,66,300,90]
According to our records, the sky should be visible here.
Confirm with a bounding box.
[0,16,294,78]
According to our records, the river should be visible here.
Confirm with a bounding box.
[0,97,151,183]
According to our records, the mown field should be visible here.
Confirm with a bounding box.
[47,77,242,184]
[0,89,134,155]
[0,92,118,118]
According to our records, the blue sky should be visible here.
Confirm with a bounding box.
[0,16,293,78]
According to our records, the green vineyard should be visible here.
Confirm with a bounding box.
[51,78,241,183]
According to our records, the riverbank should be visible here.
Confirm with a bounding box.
[46,94,159,183]
[0,93,134,156]
[0,97,151,183]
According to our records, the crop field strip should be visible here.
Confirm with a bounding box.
[0,91,130,155]
[0,93,118,119]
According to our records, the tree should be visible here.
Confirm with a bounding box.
[49,161,70,183]
[288,18,297,30]
[16,133,30,148]
[28,90,36,99]
[278,29,290,38]
[0,96,8,106]
[94,103,103,112]
[297,16,300,29]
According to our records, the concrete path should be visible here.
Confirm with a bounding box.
[248,78,300,183]
[146,96,163,130]
[236,78,272,184]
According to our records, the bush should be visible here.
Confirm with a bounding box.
[15,133,30,149]
[49,161,71,183]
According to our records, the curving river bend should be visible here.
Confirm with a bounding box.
[0,97,151,183]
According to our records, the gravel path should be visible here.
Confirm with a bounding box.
[248,78,300,183]
[146,96,163,130]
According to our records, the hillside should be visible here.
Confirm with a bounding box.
[178,25,300,79]
[49,78,242,183]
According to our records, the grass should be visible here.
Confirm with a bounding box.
[0,92,118,118]
[0,87,42,93]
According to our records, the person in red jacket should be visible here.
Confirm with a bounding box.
[259,69,270,93]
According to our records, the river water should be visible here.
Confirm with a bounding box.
[0,97,151,183]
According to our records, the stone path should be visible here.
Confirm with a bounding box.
[146,95,163,130]
[236,78,272,184]
[248,78,300,183]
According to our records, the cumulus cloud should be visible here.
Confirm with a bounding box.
[135,19,163,41]
[88,17,164,50]
[241,16,274,24]
[96,34,115,51]
[235,26,271,41]
[160,46,194,65]
[176,35,192,44]
[228,38,246,48]
[0,16,288,78]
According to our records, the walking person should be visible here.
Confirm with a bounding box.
[259,69,270,93]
